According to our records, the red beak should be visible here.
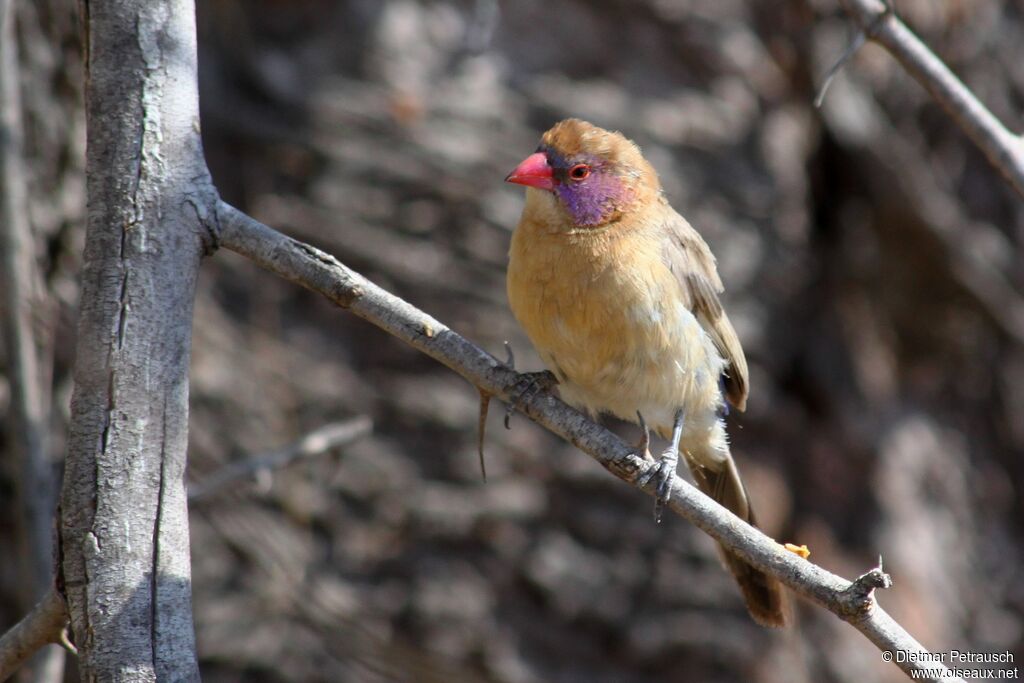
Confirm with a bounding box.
[505,152,554,192]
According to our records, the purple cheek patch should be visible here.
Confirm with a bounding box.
[556,172,626,227]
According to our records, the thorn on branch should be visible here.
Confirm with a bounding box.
[815,1,893,108]
[814,30,867,108]
[57,626,77,655]
[476,389,490,481]
[839,556,893,617]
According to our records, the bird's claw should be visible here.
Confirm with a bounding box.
[651,447,679,523]
[651,408,684,523]
[504,370,558,429]
[635,411,653,461]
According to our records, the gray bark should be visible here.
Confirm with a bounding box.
[59,1,216,680]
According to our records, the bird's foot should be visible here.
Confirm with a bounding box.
[502,342,559,428]
[650,408,684,523]
[504,370,558,429]
[651,447,679,523]
[635,411,653,461]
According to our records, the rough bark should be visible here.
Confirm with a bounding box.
[58,0,216,680]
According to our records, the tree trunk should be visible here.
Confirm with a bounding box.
[59,0,216,679]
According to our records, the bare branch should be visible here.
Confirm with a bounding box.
[215,201,964,683]
[0,590,68,682]
[188,417,373,502]
[836,0,1024,197]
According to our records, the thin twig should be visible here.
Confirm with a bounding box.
[0,590,68,682]
[215,200,964,683]
[187,417,373,502]
[815,28,867,108]
[836,0,1024,197]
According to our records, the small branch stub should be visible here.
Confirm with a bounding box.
[840,558,894,618]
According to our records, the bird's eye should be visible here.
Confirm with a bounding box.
[568,164,591,181]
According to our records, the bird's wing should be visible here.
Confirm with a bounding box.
[660,205,749,411]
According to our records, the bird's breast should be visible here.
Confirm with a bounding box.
[507,221,724,429]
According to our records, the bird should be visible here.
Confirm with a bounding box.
[504,118,786,627]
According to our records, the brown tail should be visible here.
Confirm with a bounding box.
[686,451,788,627]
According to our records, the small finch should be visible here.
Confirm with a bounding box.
[505,119,786,627]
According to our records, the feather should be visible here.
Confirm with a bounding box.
[660,206,749,411]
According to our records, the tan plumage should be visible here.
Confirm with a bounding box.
[506,119,785,627]
[661,215,749,412]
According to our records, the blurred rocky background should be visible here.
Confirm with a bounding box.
[2,0,1023,681]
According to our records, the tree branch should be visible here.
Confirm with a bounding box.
[187,417,373,502]
[0,590,68,683]
[836,0,1024,197]
[215,200,964,683]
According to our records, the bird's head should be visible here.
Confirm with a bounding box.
[505,119,660,229]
